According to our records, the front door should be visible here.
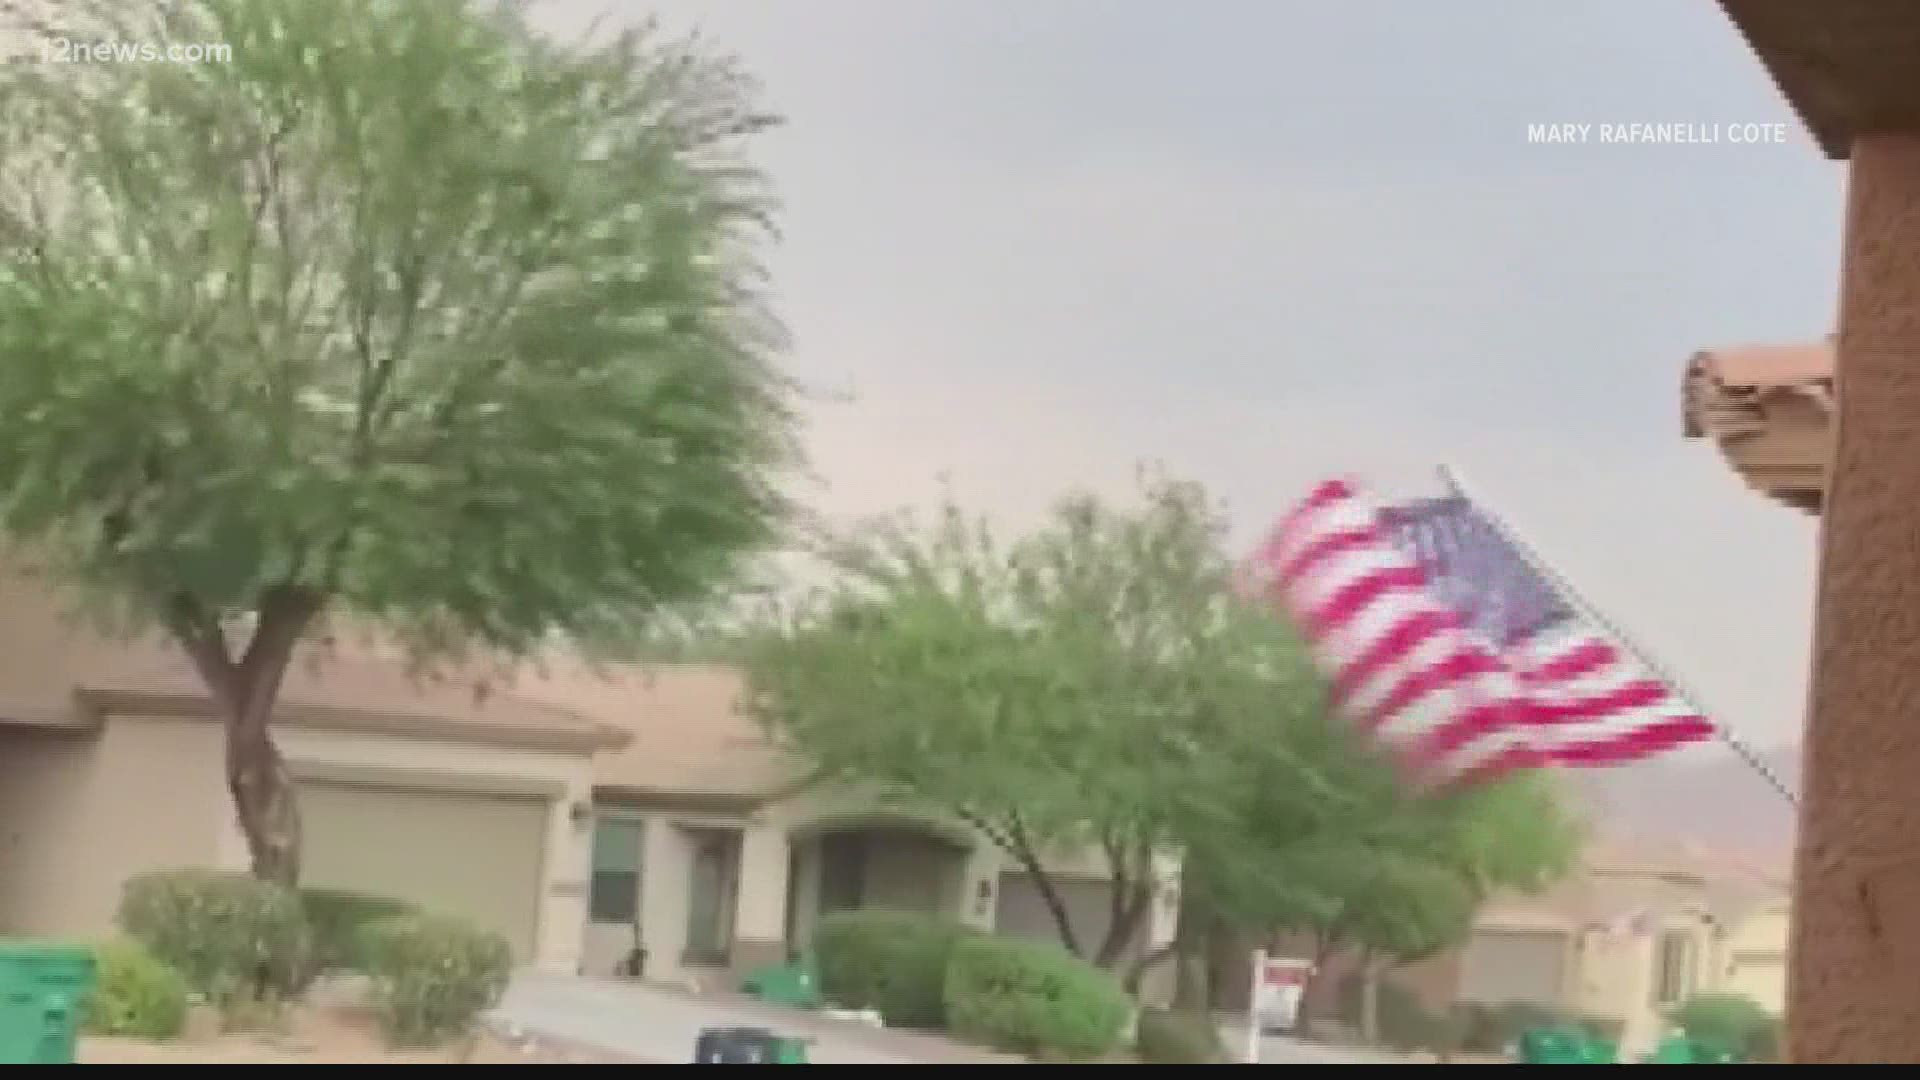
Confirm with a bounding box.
[683,829,740,965]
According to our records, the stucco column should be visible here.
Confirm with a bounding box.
[1790,133,1920,1064]
[732,821,790,974]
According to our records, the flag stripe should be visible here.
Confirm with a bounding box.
[1249,478,1714,786]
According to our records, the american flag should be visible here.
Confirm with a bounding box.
[1245,477,1715,785]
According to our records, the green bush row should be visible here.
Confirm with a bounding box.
[1332,974,1628,1056]
[944,934,1133,1061]
[112,870,510,1046]
[812,910,975,1028]
[1670,992,1780,1062]
[811,911,1133,1061]
[358,912,515,1047]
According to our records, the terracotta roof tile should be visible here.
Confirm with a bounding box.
[1682,341,1833,514]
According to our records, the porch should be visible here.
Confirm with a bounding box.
[580,805,1003,984]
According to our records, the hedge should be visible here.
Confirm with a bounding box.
[359,912,513,1047]
[1671,992,1780,1062]
[812,911,973,1028]
[943,936,1130,1061]
[81,938,189,1040]
[117,870,309,1006]
[300,888,418,976]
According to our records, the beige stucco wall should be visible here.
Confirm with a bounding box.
[1,715,594,974]
[0,717,225,938]
[1567,913,1719,1055]
[1712,905,1789,1016]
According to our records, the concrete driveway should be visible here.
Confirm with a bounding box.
[491,972,1024,1065]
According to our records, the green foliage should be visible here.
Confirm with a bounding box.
[1671,992,1780,1062]
[0,0,797,884]
[745,470,1338,961]
[82,938,190,1040]
[811,911,972,1029]
[300,889,417,976]
[358,913,513,1047]
[1135,1006,1225,1064]
[117,870,310,1007]
[1190,731,1584,974]
[943,936,1131,1060]
[0,0,797,654]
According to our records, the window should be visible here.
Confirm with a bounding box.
[589,818,645,924]
[1654,930,1693,1005]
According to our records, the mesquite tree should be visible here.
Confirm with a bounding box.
[0,0,797,883]
[742,470,1333,972]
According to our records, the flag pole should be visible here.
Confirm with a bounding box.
[1433,464,1799,808]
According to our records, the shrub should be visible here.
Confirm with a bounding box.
[943,936,1131,1061]
[359,913,513,1047]
[1671,992,1780,1062]
[1135,1006,1225,1064]
[301,889,418,975]
[81,938,189,1040]
[812,911,972,1028]
[117,870,310,1006]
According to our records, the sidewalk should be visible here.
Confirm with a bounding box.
[492,971,1024,1065]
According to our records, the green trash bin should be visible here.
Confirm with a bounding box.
[1518,1027,1616,1064]
[769,1035,811,1064]
[740,962,821,1010]
[0,942,96,1065]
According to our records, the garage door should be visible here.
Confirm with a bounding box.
[1457,929,1568,1006]
[297,781,548,960]
[994,873,1120,954]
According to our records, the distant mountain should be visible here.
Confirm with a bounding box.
[1568,744,1801,873]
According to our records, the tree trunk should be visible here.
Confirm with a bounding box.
[1021,863,1084,959]
[1097,880,1151,972]
[1168,896,1212,1011]
[223,700,303,884]
[1298,929,1341,1031]
[166,587,321,886]
[1358,953,1382,1047]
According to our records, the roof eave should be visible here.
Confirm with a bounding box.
[1716,0,1920,161]
[75,687,629,754]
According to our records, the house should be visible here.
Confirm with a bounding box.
[1218,838,1790,1055]
[1395,840,1788,1055]
[1703,0,1920,1060]
[0,566,625,973]
[0,564,1179,989]
[506,661,1182,989]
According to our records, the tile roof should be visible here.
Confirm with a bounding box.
[495,660,794,800]
[1681,341,1833,514]
[0,563,624,751]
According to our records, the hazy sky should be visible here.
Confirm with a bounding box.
[537,0,1839,752]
